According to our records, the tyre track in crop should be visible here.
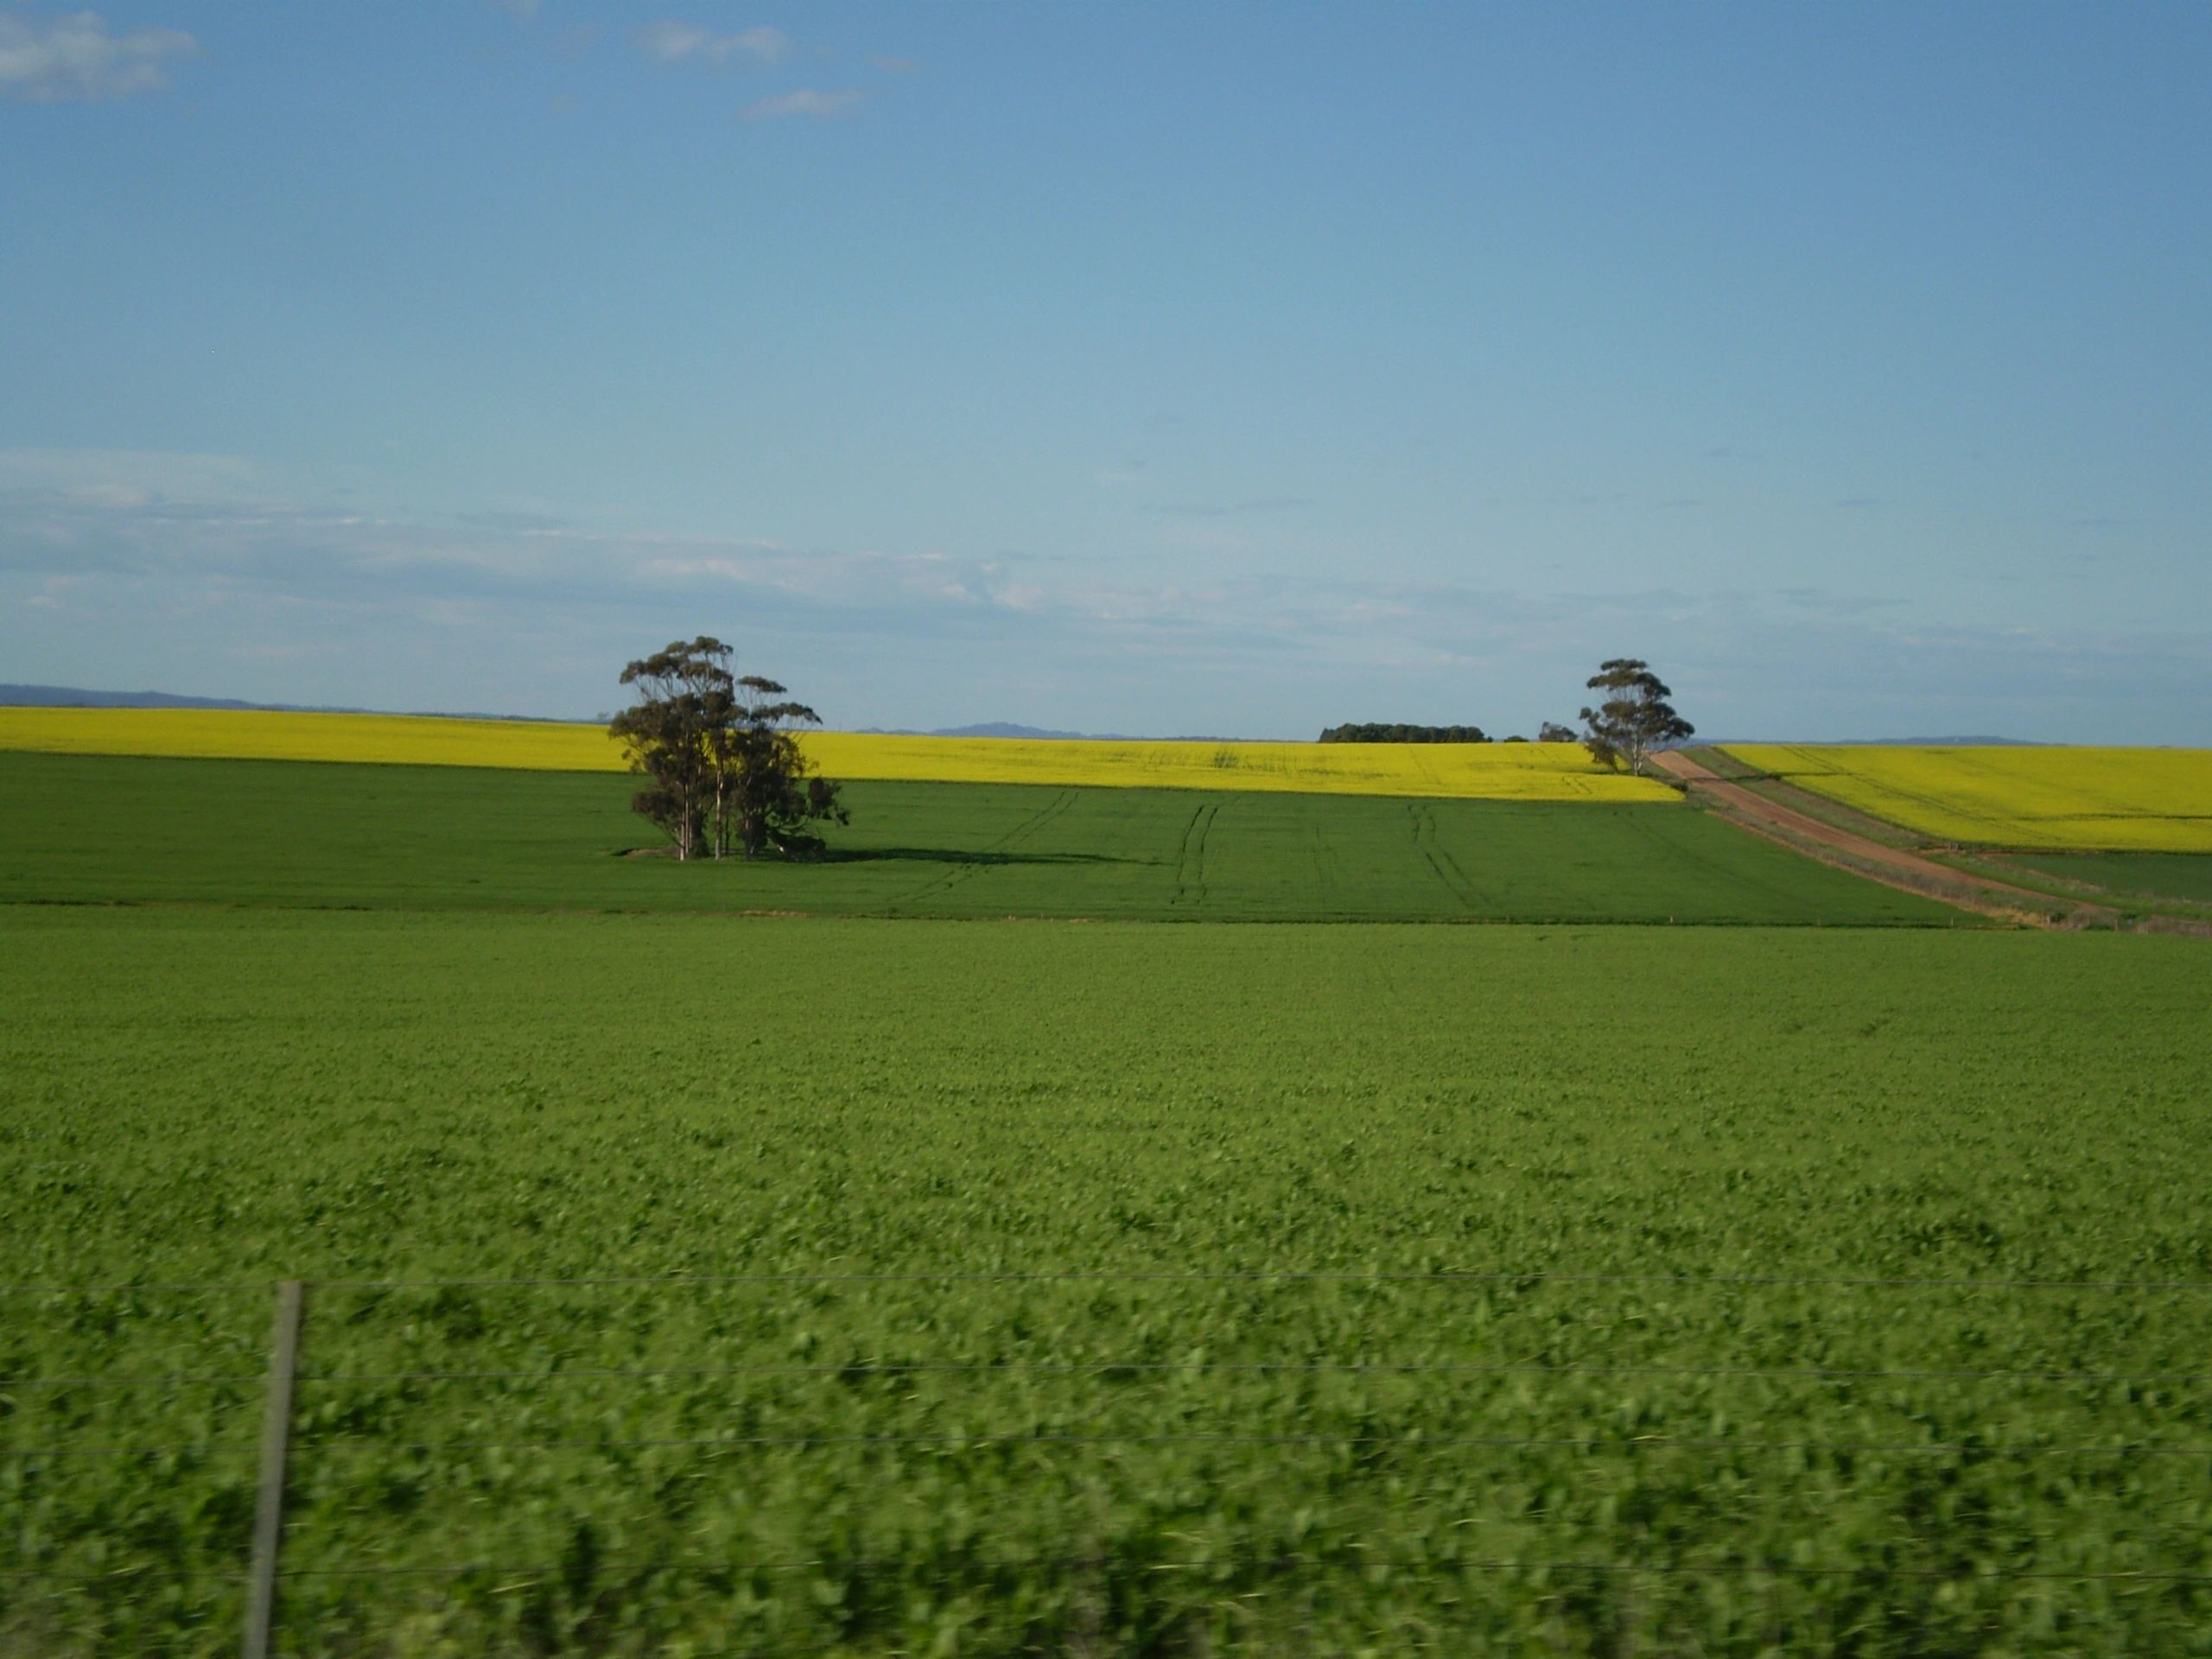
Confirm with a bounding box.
[1406,801,1478,912]
[1308,819,1342,898]
[1774,750,2023,846]
[899,788,1078,909]
[1169,799,1221,910]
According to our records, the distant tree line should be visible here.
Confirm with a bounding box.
[1319,721,1587,745]
[1319,723,1491,744]
[1318,663,1694,767]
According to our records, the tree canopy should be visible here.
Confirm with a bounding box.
[1579,658,1694,776]
[1318,723,1490,744]
[609,638,848,861]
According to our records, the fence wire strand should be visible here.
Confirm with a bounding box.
[292,1430,2212,1459]
[10,1267,2211,1297]
[14,1555,2209,1587]
[12,1357,2212,1390]
[16,1428,2210,1462]
[302,1268,2212,1292]
[276,1554,2212,1584]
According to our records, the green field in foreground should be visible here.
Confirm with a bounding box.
[4,912,2210,1655]
[0,751,1958,925]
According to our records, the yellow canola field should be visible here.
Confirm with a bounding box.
[1727,743,2212,852]
[0,708,620,771]
[0,707,1675,802]
[799,732,1673,801]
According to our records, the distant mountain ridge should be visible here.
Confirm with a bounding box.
[2,683,298,712]
[0,684,587,724]
[1691,734,2046,747]
[1,688,1242,740]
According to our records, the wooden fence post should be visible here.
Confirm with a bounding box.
[243,1280,306,1659]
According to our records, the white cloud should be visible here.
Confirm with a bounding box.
[0,9,199,102]
[6,448,2207,740]
[631,21,790,66]
[742,86,864,122]
[0,448,259,506]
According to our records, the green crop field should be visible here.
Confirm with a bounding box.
[1997,852,2212,907]
[6,908,2212,1656]
[3,747,2204,1655]
[0,751,1958,925]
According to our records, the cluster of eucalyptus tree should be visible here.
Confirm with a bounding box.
[608,637,848,861]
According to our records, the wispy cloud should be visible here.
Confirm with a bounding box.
[0,9,199,102]
[741,86,865,121]
[6,448,2206,740]
[1145,496,1313,518]
[631,21,791,67]
[0,448,259,506]
[1773,586,1905,618]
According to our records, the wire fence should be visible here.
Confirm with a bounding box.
[11,1266,2212,1293]
[8,1268,2212,1656]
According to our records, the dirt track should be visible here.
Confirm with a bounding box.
[1649,749,2093,922]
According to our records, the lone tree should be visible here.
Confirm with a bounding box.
[1579,658,1694,775]
[609,638,847,861]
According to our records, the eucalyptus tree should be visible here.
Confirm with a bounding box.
[1579,659,1694,776]
[609,638,846,860]
[723,672,849,860]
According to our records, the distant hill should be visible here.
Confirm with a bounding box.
[0,683,287,711]
[923,721,1105,741]
[0,690,2054,747]
[3,690,1238,740]
[0,684,588,724]
[1866,735,2047,747]
[1689,734,2045,747]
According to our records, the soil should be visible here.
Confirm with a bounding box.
[1649,749,2114,928]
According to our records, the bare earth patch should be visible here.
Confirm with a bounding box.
[1650,750,2117,928]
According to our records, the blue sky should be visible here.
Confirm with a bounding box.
[3,3,2207,740]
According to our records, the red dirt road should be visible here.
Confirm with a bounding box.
[1649,749,2087,920]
